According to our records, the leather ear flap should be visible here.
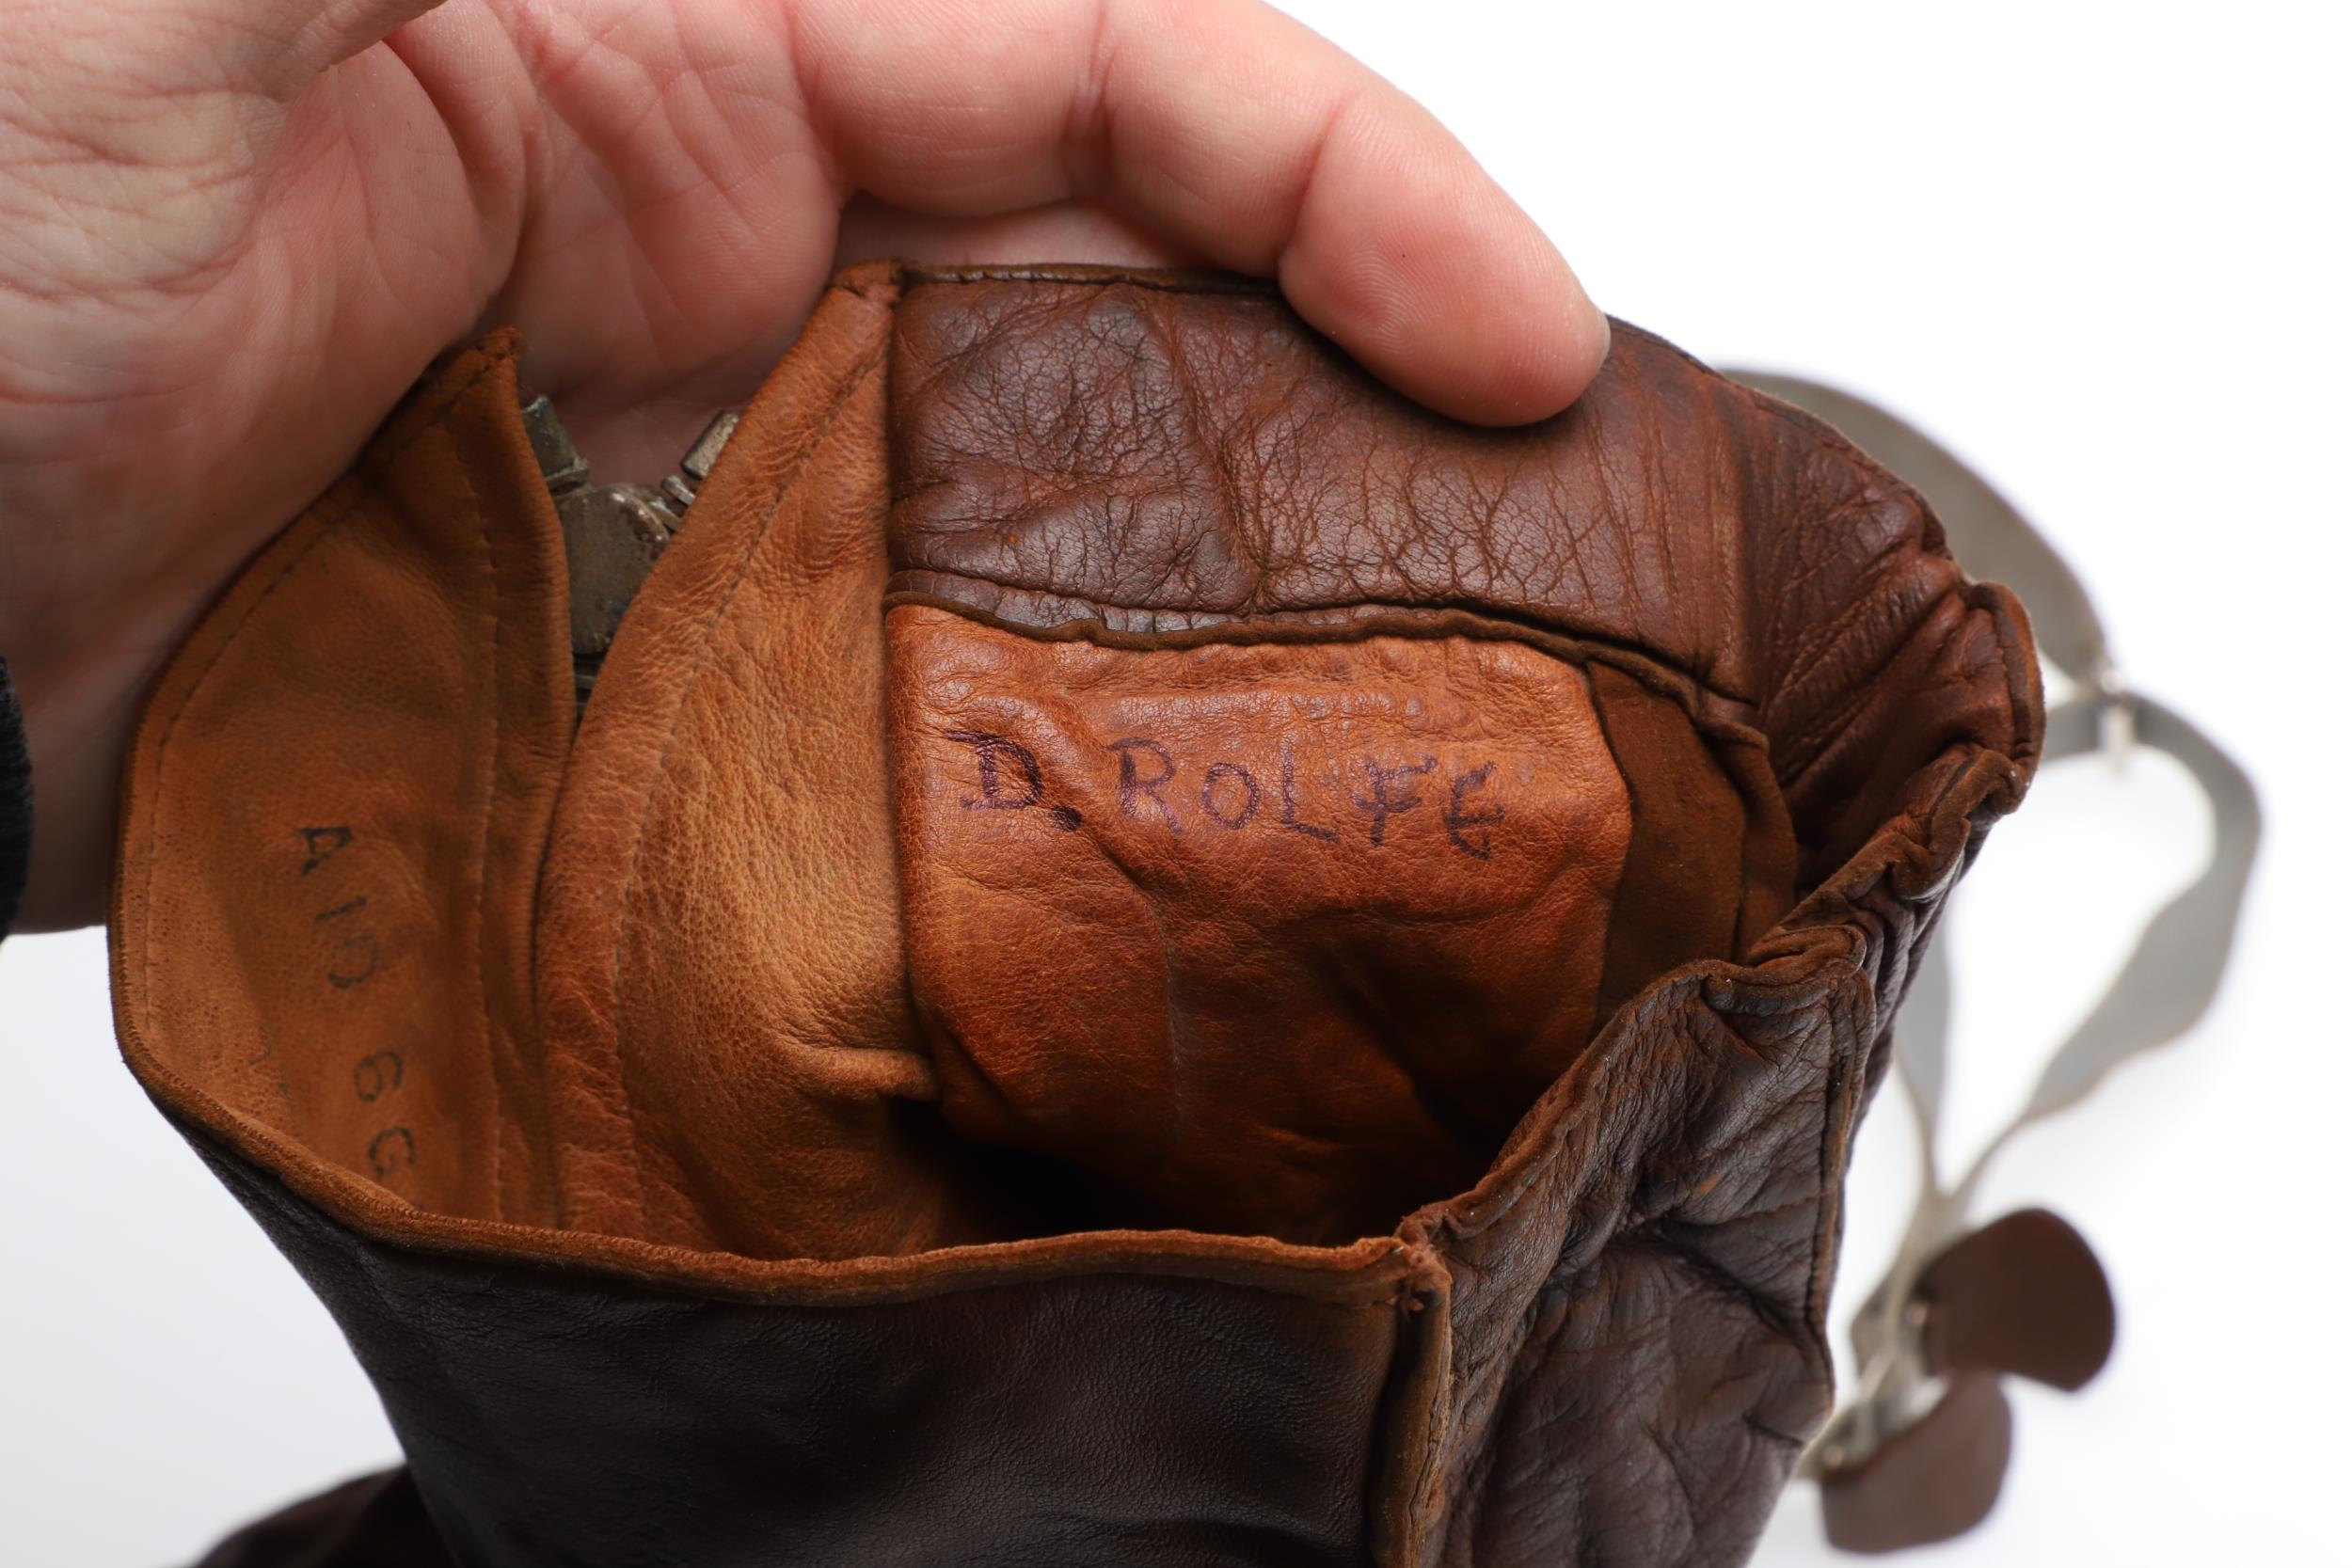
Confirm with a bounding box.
[1819,1372,2012,1553]
[1919,1208,2116,1391]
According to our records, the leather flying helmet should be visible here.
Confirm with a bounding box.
[114,263,2040,1567]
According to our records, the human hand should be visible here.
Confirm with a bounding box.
[0,0,1606,932]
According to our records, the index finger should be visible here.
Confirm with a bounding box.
[787,0,1608,425]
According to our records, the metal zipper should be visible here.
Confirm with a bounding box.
[519,397,741,711]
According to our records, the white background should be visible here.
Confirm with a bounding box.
[5,1,2348,1562]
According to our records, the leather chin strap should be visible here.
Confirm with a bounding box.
[1727,372,2261,1554]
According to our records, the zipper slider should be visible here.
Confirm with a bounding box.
[660,410,742,515]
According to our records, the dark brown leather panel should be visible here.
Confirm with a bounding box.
[1406,905,1880,1563]
[1818,1373,2012,1554]
[192,1131,1402,1568]
[1918,1208,2115,1391]
[1391,647,2029,1560]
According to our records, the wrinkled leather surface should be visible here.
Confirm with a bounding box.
[113,263,2040,1568]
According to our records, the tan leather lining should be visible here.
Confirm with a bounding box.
[525,276,1087,1261]
[115,333,572,1229]
[886,604,1796,1244]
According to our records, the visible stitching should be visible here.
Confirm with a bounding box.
[1792,578,2034,1354]
[1807,1036,1844,1343]
[197,1110,1429,1313]
[458,429,506,1224]
[1578,659,1644,1068]
[883,583,1760,717]
[140,350,512,1132]
[886,276,1997,785]
[900,266,1278,300]
[600,340,890,1240]
[1769,580,1960,796]
[1629,316,2005,795]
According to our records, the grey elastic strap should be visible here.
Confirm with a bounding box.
[1726,371,2261,1507]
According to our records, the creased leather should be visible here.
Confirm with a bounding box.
[112,262,2040,1568]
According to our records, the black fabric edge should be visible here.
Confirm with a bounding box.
[0,655,30,941]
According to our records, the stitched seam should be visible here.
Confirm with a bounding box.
[1431,918,1870,1248]
[884,582,1759,716]
[1578,663,1644,1092]
[1440,1279,1563,1561]
[1731,379,2009,797]
[900,266,1277,300]
[1625,315,2013,800]
[888,277,1992,784]
[602,341,889,1241]
[1805,1027,1845,1350]
[196,1113,1427,1311]
[140,350,512,1136]
[1620,1229,1806,1352]
[1784,582,2033,1363]
[458,429,506,1224]
[1972,581,2040,767]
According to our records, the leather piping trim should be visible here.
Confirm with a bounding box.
[152,1099,1438,1308]
[881,590,1768,739]
[899,262,1280,297]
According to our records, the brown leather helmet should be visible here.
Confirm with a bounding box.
[115,263,2039,1566]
